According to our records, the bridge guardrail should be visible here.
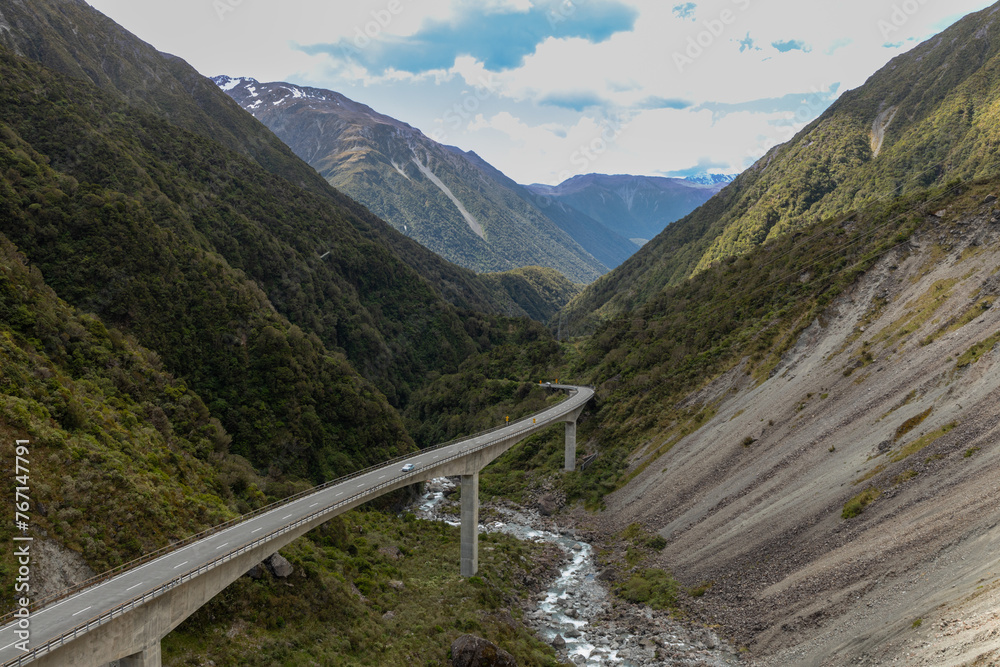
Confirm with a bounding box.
[1,386,590,667]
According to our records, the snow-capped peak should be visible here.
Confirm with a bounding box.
[211,75,260,92]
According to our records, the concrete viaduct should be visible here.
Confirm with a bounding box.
[0,384,592,667]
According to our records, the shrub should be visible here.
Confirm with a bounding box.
[646,536,667,551]
[617,569,680,610]
[842,487,881,519]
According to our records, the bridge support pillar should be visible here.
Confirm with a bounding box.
[117,642,161,667]
[460,472,479,577]
[565,419,577,472]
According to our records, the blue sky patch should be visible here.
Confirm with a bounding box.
[301,0,638,74]
[672,3,697,20]
[539,91,606,111]
[695,85,841,123]
[772,39,811,53]
[637,96,692,110]
[738,32,760,53]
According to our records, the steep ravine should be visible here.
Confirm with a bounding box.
[597,197,1000,665]
[415,479,740,665]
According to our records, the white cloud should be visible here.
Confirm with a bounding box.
[86,0,998,184]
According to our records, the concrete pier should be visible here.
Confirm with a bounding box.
[117,645,160,667]
[564,420,577,471]
[460,473,480,577]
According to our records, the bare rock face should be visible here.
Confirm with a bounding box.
[450,634,517,667]
[33,539,96,600]
[265,553,293,578]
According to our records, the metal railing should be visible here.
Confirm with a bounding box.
[0,386,591,666]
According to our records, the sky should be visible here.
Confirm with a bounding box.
[87,0,997,185]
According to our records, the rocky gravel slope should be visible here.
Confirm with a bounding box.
[594,194,1000,665]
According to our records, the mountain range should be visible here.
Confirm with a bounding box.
[527,173,731,245]
[3,0,1000,665]
[215,76,727,279]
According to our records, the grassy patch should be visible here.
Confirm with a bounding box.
[616,569,680,610]
[873,278,960,350]
[890,422,958,462]
[965,447,980,458]
[892,469,919,485]
[853,463,887,486]
[922,297,995,346]
[842,487,881,519]
[956,331,1000,368]
[688,581,713,598]
[163,509,564,666]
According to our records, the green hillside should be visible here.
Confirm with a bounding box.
[561,2,1000,333]
[480,266,583,324]
[0,233,254,591]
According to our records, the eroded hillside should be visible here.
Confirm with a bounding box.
[597,189,1000,665]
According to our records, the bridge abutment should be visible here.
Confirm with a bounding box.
[460,472,479,577]
[116,643,160,667]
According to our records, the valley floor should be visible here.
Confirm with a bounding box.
[592,200,1000,666]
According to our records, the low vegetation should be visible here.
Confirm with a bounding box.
[890,422,958,462]
[616,569,681,610]
[163,509,565,666]
[842,488,882,519]
[894,407,933,441]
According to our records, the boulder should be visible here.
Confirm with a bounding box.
[265,553,294,578]
[450,634,517,667]
[536,493,560,517]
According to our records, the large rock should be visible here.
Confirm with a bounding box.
[450,634,517,667]
[265,553,294,578]
[536,493,560,517]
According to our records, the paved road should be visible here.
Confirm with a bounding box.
[0,384,592,665]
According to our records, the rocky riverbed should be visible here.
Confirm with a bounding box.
[415,478,742,666]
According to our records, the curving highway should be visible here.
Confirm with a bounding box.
[0,384,592,667]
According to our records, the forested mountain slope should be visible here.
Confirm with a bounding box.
[216,76,610,282]
[0,0,554,319]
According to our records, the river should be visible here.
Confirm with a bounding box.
[413,478,740,666]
